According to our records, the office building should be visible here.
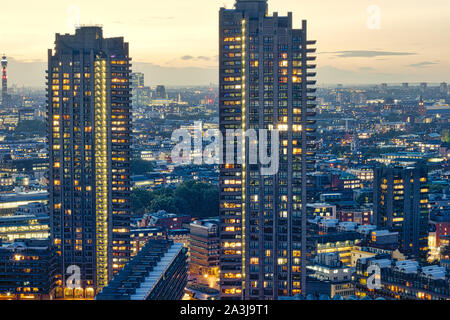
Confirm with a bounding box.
[429,208,450,261]
[219,0,316,299]
[0,191,48,217]
[47,26,132,296]
[418,96,426,116]
[96,240,188,300]
[136,87,151,107]
[154,85,167,100]
[308,231,362,266]
[339,208,372,225]
[130,227,166,256]
[189,219,220,287]
[0,202,50,242]
[307,203,336,219]
[131,72,144,99]
[0,239,59,300]
[131,72,151,107]
[18,108,36,122]
[144,210,191,230]
[440,82,448,95]
[368,230,399,249]
[330,171,362,191]
[355,256,450,300]
[373,164,429,259]
[347,167,374,182]
[306,253,355,299]
[0,173,13,190]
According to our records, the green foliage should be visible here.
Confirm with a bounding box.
[442,129,450,143]
[363,147,398,158]
[331,145,351,158]
[174,180,219,218]
[15,120,46,136]
[131,181,219,219]
[130,159,154,176]
[372,130,403,140]
[149,196,179,213]
[131,188,154,215]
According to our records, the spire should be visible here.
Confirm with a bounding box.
[1,54,7,105]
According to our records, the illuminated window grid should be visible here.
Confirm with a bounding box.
[94,59,108,290]
[241,18,247,291]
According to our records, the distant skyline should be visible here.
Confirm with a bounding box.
[1,0,449,87]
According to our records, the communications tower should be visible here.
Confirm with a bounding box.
[1,55,7,106]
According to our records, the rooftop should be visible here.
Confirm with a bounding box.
[96,240,187,300]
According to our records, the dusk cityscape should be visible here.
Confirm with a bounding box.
[0,0,449,312]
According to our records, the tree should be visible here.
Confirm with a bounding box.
[331,145,350,158]
[14,120,46,136]
[149,196,179,214]
[372,130,403,140]
[130,159,154,176]
[153,187,175,198]
[130,181,219,218]
[175,180,219,218]
[130,188,153,214]
[364,147,398,158]
[442,129,450,143]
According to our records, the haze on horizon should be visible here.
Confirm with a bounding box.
[1,0,449,87]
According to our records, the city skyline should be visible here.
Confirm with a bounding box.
[1,0,449,87]
[0,0,449,305]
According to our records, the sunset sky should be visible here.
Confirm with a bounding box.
[1,0,449,86]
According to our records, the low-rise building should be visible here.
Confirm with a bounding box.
[369,230,400,250]
[0,239,59,300]
[0,202,49,242]
[144,210,191,230]
[96,240,188,300]
[306,253,355,298]
[0,191,47,217]
[307,203,337,219]
[308,231,362,266]
[339,208,372,225]
[130,227,166,256]
[189,219,220,288]
[355,256,450,300]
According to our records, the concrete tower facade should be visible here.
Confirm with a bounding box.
[373,164,429,260]
[219,0,317,300]
[47,26,132,298]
